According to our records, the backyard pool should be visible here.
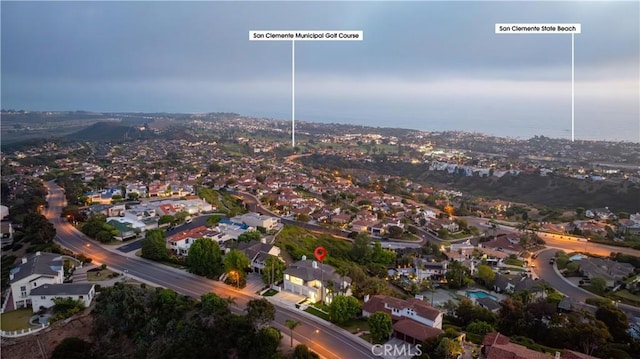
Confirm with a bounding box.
[466,290,498,301]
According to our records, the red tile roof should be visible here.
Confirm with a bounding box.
[167,225,209,243]
[482,332,553,359]
[392,318,442,342]
[363,295,441,321]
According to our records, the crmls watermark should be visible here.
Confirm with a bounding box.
[371,344,423,357]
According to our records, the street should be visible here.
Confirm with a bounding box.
[44,181,376,359]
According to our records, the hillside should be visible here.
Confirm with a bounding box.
[66,122,156,142]
[300,154,640,213]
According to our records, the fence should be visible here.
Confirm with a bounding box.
[1,323,49,338]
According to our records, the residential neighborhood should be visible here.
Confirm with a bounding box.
[1,114,639,359]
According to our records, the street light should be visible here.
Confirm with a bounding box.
[230,270,239,289]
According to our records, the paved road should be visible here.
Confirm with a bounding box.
[533,248,640,319]
[115,215,214,253]
[45,181,375,359]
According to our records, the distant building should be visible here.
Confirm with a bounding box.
[1,221,15,248]
[231,212,280,231]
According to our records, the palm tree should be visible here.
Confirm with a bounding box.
[285,319,301,347]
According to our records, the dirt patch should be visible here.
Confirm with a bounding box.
[0,312,94,359]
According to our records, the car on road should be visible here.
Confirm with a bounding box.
[549,258,556,264]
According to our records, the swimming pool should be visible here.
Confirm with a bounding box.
[466,291,498,301]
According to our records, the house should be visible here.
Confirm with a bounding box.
[476,297,501,313]
[482,332,553,359]
[166,225,217,256]
[351,219,377,233]
[1,221,14,248]
[237,240,285,274]
[283,258,352,305]
[9,252,64,310]
[414,258,448,281]
[481,234,524,256]
[393,318,443,345]
[231,212,280,231]
[429,218,460,233]
[577,257,635,288]
[362,295,443,329]
[30,283,96,313]
[106,217,146,240]
[449,241,475,261]
[363,294,444,345]
[494,274,546,297]
[585,207,616,221]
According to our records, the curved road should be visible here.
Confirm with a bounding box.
[533,249,640,318]
[45,181,375,359]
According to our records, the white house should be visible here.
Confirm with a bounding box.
[231,212,280,231]
[166,225,218,257]
[362,294,444,345]
[362,294,443,329]
[30,283,96,313]
[9,252,64,310]
[237,240,285,274]
[283,258,352,305]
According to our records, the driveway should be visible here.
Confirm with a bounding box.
[244,273,267,294]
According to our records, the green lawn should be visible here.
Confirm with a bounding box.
[340,318,370,334]
[262,289,278,297]
[0,309,33,331]
[504,258,525,267]
[613,290,640,306]
[304,306,330,321]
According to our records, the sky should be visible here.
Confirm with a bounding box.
[2,1,639,142]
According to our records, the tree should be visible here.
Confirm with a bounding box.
[285,319,301,347]
[368,311,392,343]
[246,298,276,329]
[434,337,463,359]
[174,211,190,224]
[387,225,403,238]
[466,320,495,336]
[159,215,174,226]
[187,238,223,278]
[199,292,231,318]
[567,311,612,356]
[475,264,496,288]
[206,215,223,227]
[349,234,372,264]
[497,297,526,335]
[237,230,261,243]
[295,213,311,222]
[595,304,631,343]
[262,256,286,285]
[328,295,360,324]
[293,344,320,359]
[52,297,85,320]
[22,213,56,244]
[141,229,169,261]
[224,249,250,287]
[590,277,607,294]
[371,241,396,265]
[445,260,471,289]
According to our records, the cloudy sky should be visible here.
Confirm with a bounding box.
[2,1,638,141]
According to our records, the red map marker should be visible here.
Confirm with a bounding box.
[314,246,327,262]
